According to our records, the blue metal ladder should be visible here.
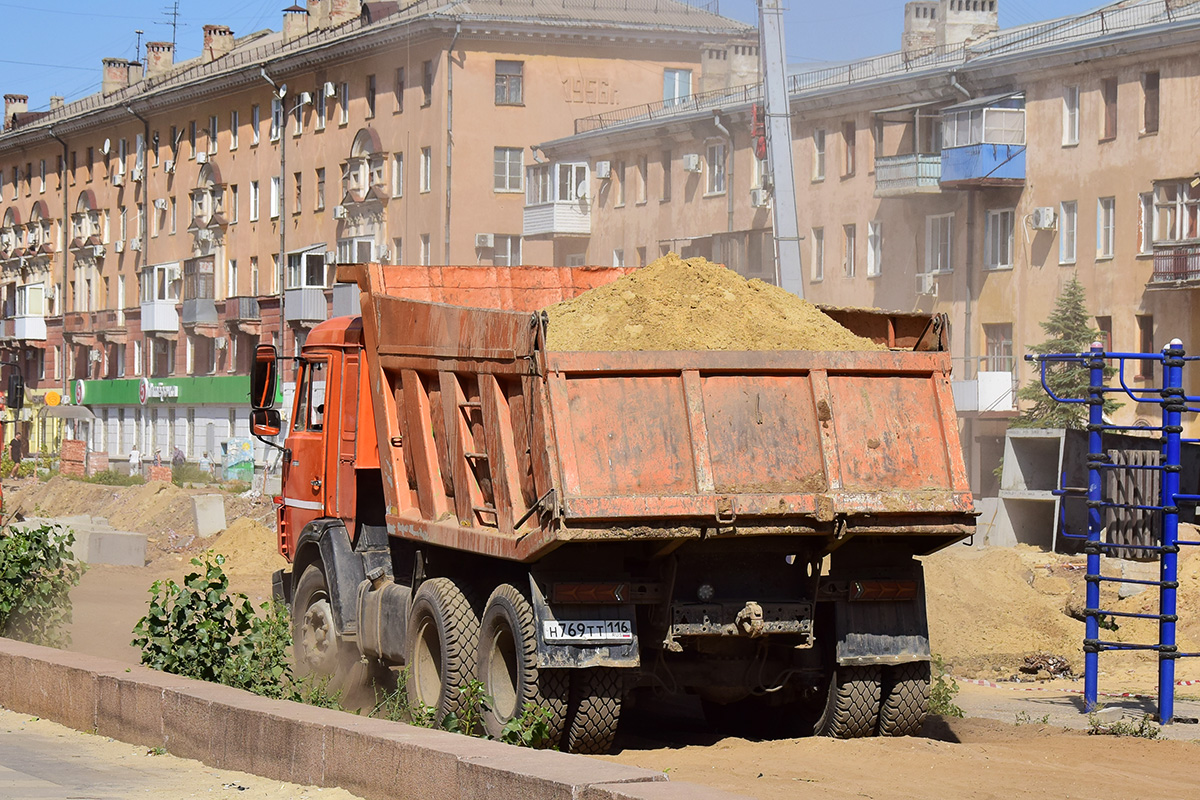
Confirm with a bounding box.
[1028,340,1199,724]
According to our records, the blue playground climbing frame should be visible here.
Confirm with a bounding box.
[1028,339,1198,724]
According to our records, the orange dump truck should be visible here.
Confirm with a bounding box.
[250,263,973,753]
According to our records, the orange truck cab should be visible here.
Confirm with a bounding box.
[251,264,973,753]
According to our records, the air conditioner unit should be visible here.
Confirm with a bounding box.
[153,198,168,211]
[214,336,228,350]
[90,244,105,258]
[88,350,101,364]
[111,173,123,186]
[918,272,938,297]
[164,159,175,174]
[299,91,313,106]
[114,239,125,253]
[749,188,770,208]
[475,233,495,249]
[196,151,208,164]
[324,250,337,265]
[594,160,611,180]
[324,81,337,98]
[1030,206,1058,230]
[131,167,144,182]
[332,205,348,219]
[682,153,703,173]
[130,237,141,251]
[378,246,390,262]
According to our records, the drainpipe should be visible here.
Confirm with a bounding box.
[964,188,977,493]
[444,23,460,266]
[712,111,734,233]
[260,68,287,366]
[949,73,971,100]
[48,128,69,397]
[126,106,151,296]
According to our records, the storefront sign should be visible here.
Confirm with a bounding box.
[139,377,181,404]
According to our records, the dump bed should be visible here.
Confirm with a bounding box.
[341,263,974,563]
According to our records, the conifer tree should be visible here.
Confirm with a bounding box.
[1013,274,1118,428]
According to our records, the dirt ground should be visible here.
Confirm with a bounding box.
[7,476,1200,800]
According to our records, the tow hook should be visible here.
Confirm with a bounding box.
[735,601,765,637]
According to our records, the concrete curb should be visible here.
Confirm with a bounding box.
[0,639,752,800]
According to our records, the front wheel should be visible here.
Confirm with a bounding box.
[405,577,480,724]
[293,564,356,682]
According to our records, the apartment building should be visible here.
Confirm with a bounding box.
[0,0,753,463]
[530,0,1200,495]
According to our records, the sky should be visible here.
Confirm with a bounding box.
[1,0,1114,113]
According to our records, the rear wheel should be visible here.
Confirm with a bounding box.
[477,583,568,745]
[813,665,882,739]
[877,661,930,736]
[405,577,480,724]
[564,668,623,754]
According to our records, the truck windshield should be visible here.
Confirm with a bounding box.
[293,359,328,432]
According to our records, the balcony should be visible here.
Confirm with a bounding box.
[63,311,97,343]
[225,296,261,321]
[96,309,126,343]
[284,287,328,325]
[332,283,361,318]
[940,143,1026,188]
[182,298,218,326]
[141,299,179,334]
[1148,244,1200,287]
[523,200,592,238]
[13,314,47,341]
[939,97,1026,189]
[874,154,942,197]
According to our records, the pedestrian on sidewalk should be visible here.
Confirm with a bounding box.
[8,430,24,478]
[129,445,142,477]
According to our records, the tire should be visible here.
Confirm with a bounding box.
[813,664,882,739]
[564,668,623,755]
[405,577,481,724]
[477,583,568,745]
[877,661,930,737]
[293,564,356,682]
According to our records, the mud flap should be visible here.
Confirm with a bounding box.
[833,589,930,667]
[529,577,640,669]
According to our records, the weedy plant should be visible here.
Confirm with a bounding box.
[1087,711,1160,739]
[927,654,964,718]
[0,522,86,648]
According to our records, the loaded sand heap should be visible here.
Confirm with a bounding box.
[544,253,884,352]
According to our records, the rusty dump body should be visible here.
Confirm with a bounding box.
[339,262,974,561]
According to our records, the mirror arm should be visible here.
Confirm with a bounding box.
[254,432,286,453]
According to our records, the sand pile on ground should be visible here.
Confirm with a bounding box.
[210,517,287,577]
[544,254,884,352]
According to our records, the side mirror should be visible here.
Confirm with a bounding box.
[251,344,278,410]
[6,372,23,411]
[251,408,282,437]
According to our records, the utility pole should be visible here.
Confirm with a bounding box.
[757,0,804,297]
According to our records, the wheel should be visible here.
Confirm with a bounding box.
[477,583,568,745]
[405,577,480,724]
[293,564,356,681]
[813,664,881,739]
[877,661,930,736]
[564,668,623,755]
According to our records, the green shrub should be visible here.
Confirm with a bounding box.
[928,654,964,718]
[1087,711,1160,738]
[171,464,213,486]
[0,523,87,648]
[0,456,37,479]
[76,469,145,487]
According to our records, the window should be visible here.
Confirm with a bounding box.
[420,147,432,192]
[1101,78,1117,140]
[983,324,1014,374]
[985,209,1015,270]
[366,74,376,118]
[1062,86,1079,145]
[842,121,856,176]
[293,172,302,215]
[293,96,303,135]
[663,68,691,106]
[614,160,626,206]
[811,227,824,282]
[339,82,349,125]
[420,233,431,265]
[1096,316,1113,351]
[1138,191,1153,254]
[230,184,239,223]
[270,177,282,219]
[183,259,215,303]
[230,110,239,149]
[208,114,219,154]
[315,88,326,131]
[249,180,259,221]
[872,118,885,165]
[1097,197,1115,259]
[495,61,523,105]
[169,197,176,234]
[867,221,882,277]
[422,61,433,107]
[706,142,726,194]
[813,129,826,181]
[636,156,648,204]
[1059,201,1078,264]
[38,159,45,193]
[1137,314,1155,378]
[228,259,238,298]
[494,235,521,266]
[613,249,625,268]
[250,257,259,295]
[286,251,327,289]
[394,67,405,113]
[926,214,953,273]
[118,138,127,174]
[316,168,326,210]
[1153,181,1200,242]
[391,153,403,197]
[270,96,282,141]
[251,104,260,145]
[843,224,856,277]
[293,360,327,432]
[1142,71,1159,134]
[493,147,523,192]
[660,150,671,202]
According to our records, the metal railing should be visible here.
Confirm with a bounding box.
[874,153,941,195]
[1150,244,1200,284]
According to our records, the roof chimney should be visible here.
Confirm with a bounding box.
[936,0,999,48]
[283,5,309,43]
[145,42,175,79]
[902,2,938,57]
[307,0,331,28]
[203,25,235,63]
[49,96,64,111]
[3,94,27,130]
[101,58,131,95]
[329,0,363,26]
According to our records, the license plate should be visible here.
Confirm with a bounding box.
[542,619,633,644]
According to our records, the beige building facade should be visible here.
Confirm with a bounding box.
[533,0,1200,495]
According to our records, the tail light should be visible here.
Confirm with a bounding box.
[849,580,918,601]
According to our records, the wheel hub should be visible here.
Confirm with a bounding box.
[301,599,338,672]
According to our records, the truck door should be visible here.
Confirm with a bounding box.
[283,357,329,535]
[333,353,359,525]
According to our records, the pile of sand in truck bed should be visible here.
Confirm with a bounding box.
[543,254,884,352]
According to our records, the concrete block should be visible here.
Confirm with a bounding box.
[192,494,227,538]
[1119,559,1159,599]
[0,641,99,732]
[458,747,665,800]
[84,527,147,566]
[583,783,755,800]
